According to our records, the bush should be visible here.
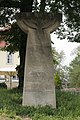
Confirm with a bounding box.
[0,82,7,89]
[54,72,62,89]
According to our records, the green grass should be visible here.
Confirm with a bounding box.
[0,88,80,119]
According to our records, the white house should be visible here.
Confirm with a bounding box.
[0,41,20,88]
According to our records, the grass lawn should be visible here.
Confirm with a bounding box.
[0,88,80,120]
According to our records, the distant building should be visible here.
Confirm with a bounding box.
[0,41,19,68]
[0,41,20,88]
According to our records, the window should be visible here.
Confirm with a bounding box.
[7,52,13,64]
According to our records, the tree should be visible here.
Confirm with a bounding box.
[52,47,67,88]
[69,46,80,87]
[52,47,70,88]
[52,48,65,67]
[49,0,80,43]
[54,72,62,89]
[0,0,80,41]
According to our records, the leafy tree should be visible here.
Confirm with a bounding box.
[49,0,80,42]
[69,46,80,87]
[52,47,69,88]
[0,0,80,42]
[52,47,67,88]
[52,48,65,67]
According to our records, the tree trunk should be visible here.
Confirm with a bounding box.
[18,31,27,89]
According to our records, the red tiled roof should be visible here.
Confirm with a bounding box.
[0,41,6,47]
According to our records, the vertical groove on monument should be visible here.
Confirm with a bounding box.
[16,13,62,108]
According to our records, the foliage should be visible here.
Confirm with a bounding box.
[52,47,67,88]
[49,0,80,43]
[0,82,7,89]
[54,72,62,89]
[0,0,80,42]
[52,48,65,66]
[33,0,80,43]
[0,7,18,26]
[57,65,69,88]
[0,23,21,53]
[69,46,80,87]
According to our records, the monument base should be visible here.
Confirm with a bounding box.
[23,68,56,107]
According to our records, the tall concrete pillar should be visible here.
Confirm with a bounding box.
[16,13,62,108]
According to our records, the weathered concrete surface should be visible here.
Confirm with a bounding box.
[16,12,62,108]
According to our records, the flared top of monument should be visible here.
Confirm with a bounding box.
[17,12,61,19]
[16,12,62,33]
[16,12,62,22]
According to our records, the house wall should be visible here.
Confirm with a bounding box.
[0,51,20,68]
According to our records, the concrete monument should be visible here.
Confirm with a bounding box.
[16,12,62,108]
